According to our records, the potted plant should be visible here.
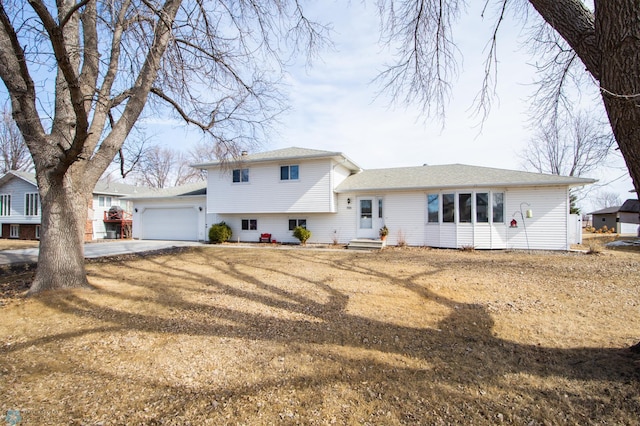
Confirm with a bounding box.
[379,225,389,241]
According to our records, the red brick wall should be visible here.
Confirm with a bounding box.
[1,224,39,240]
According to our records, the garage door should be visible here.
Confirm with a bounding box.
[141,207,198,241]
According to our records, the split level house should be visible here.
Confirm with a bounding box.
[0,170,148,241]
[127,147,595,250]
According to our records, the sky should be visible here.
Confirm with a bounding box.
[263,1,634,212]
[3,1,634,212]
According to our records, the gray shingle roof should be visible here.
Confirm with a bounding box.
[620,199,640,213]
[588,199,639,215]
[192,146,361,172]
[336,164,596,192]
[588,206,621,215]
[0,170,153,196]
[122,181,207,200]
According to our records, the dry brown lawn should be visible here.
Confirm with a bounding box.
[1,244,639,425]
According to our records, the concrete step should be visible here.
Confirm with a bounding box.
[347,239,386,250]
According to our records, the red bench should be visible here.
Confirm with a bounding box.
[259,233,271,243]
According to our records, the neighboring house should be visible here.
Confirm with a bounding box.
[0,171,147,241]
[125,182,207,241]
[130,147,595,250]
[589,199,640,235]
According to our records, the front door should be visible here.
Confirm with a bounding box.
[357,197,382,239]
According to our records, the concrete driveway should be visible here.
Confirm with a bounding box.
[0,240,203,265]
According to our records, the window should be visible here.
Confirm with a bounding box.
[360,199,373,228]
[280,165,299,181]
[427,194,439,223]
[98,196,112,207]
[9,224,19,238]
[0,194,10,216]
[458,193,472,222]
[35,225,40,239]
[476,193,489,223]
[442,194,455,223]
[25,193,40,216]
[492,192,504,223]
[378,199,383,218]
[233,168,249,183]
[241,219,257,230]
[288,219,307,230]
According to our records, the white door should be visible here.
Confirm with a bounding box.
[141,207,198,240]
[357,197,382,239]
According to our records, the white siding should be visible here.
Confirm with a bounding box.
[90,195,133,239]
[619,211,639,235]
[207,159,335,214]
[425,224,440,247]
[380,191,425,246]
[504,187,570,250]
[132,197,207,241]
[473,224,492,249]
[0,177,40,225]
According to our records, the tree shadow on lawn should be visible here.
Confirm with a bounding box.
[13,248,640,423]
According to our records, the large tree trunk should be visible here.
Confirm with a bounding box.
[28,174,92,293]
[595,0,640,196]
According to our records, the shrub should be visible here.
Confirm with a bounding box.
[396,229,407,247]
[209,222,232,243]
[293,226,311,245]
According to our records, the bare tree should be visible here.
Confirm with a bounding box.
[593,190,622,210]
[0,108,32,173]
[0,0,326,293]
[135,145,202,188]
[376,0,640,200]
[520,110,614,177]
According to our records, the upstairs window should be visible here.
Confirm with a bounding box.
[280,165,299,181]
[25,193,40,216]
[98,196,113,207]
[0,194,10,216]
[233,168,249,183]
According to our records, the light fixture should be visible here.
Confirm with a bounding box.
[198,206,203,211]
[134,208,138,213]
[347,198,351,205]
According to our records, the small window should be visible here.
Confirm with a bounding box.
[35,225,40,239]
[233,168,249,183]
[492,192,504,223]
[280,165,299,181]
[0,194,11,216]
[442,194,455,223]
[25,193,40,216]
[288,219,307,230]
[476,193,489,223]
[9,224,19,238]
[427,194,439,223]
[241,219,257,230]
[378,199,383,218]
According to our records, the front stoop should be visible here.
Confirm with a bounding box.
[347,239,386,250]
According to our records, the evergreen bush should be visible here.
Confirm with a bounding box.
[209,222,232,243]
